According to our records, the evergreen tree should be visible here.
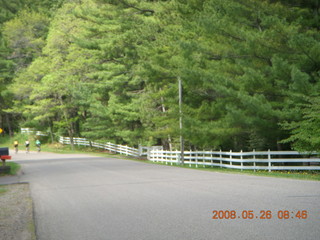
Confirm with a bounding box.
[0,0,60,134]
[76,0,162,145]
[3,0,319,152]
[9,1,97,146]
[281,95,320,152]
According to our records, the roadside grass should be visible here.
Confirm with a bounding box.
[0,162,21,176]
[0,134,133,160]
[148,161,320,181]
[0,133,37,154]
[43,143,320,181]
[34,141,140,160]
[7,162,21,175]
[0,187,7,194]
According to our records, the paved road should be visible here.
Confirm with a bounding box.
[1,151,320,240]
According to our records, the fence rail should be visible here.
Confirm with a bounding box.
[21,128,320,171]
[149,149,320,172]
[21,128,48,136]
[59,136,141,157]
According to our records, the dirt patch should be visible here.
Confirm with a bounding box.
[0,183,36,240]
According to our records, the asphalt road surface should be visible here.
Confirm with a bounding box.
[2,151,320,240]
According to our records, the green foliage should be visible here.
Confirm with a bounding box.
[1,0,319,152]
[3,10,50,69]
[0,0,58,135]
[76,0,163,145]
[281,96,320,152]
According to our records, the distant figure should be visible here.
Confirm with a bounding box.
[14,140,19,153]
[36,139,41,152]
[25,140,30,153]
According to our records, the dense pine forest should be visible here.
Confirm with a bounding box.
[0,0,319,151]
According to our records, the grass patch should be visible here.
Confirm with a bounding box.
[0,187,8,194]
[41,143,138,160]
[1,134,136,160]
[148,161,320,181]
[7,162,21,175]
[0,162,21,176]
[0,133,53,153]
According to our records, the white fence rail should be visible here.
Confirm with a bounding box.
[21,128,48,136]
[21,127,162,157]
[149,149,320,172]
[59,136,141,157]
[21,129,320,171]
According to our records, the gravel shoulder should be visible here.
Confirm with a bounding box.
[0,183,36,240]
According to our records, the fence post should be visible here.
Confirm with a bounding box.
[147,147,151,160]
[203,150,205,168]
[220,149,222,168]
[253,149,256,172]
[230,150,232,166]
[147,148,151,161]
[156,149,159,163]
[240,150,243,171]
[195,150,198,168]
[177,151,180,165]
[268,149,271,172]
[189,150,192,167]
[138,145,142,156]
[210,150,213,168]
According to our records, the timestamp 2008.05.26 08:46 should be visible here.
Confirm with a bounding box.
[212,210,308,220]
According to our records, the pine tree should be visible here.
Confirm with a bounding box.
[281,95,320,152]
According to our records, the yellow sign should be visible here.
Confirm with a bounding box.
[0,128,3,134]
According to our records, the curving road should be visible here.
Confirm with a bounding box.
[2,151,320,240]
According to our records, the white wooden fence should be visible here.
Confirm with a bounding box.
[149,149,320,172]
[21,128,320,172]
[59,136,141,157]
[21,127,160,157]
[21,128,48,136]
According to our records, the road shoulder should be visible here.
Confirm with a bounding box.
[0,183,36,240]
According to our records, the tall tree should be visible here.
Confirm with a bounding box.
[162,0,320,150]
[0,0,60,135]
[9,1,97,146]
[76,0,164,146]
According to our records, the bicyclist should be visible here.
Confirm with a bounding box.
[25,140,30,153]
[14,140,19,153]
[36,139,41,152]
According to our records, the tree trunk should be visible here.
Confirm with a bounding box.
[69,127,74,151]
[5,113,13,137]
[48,121,54,143]
[160,95,172,151]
